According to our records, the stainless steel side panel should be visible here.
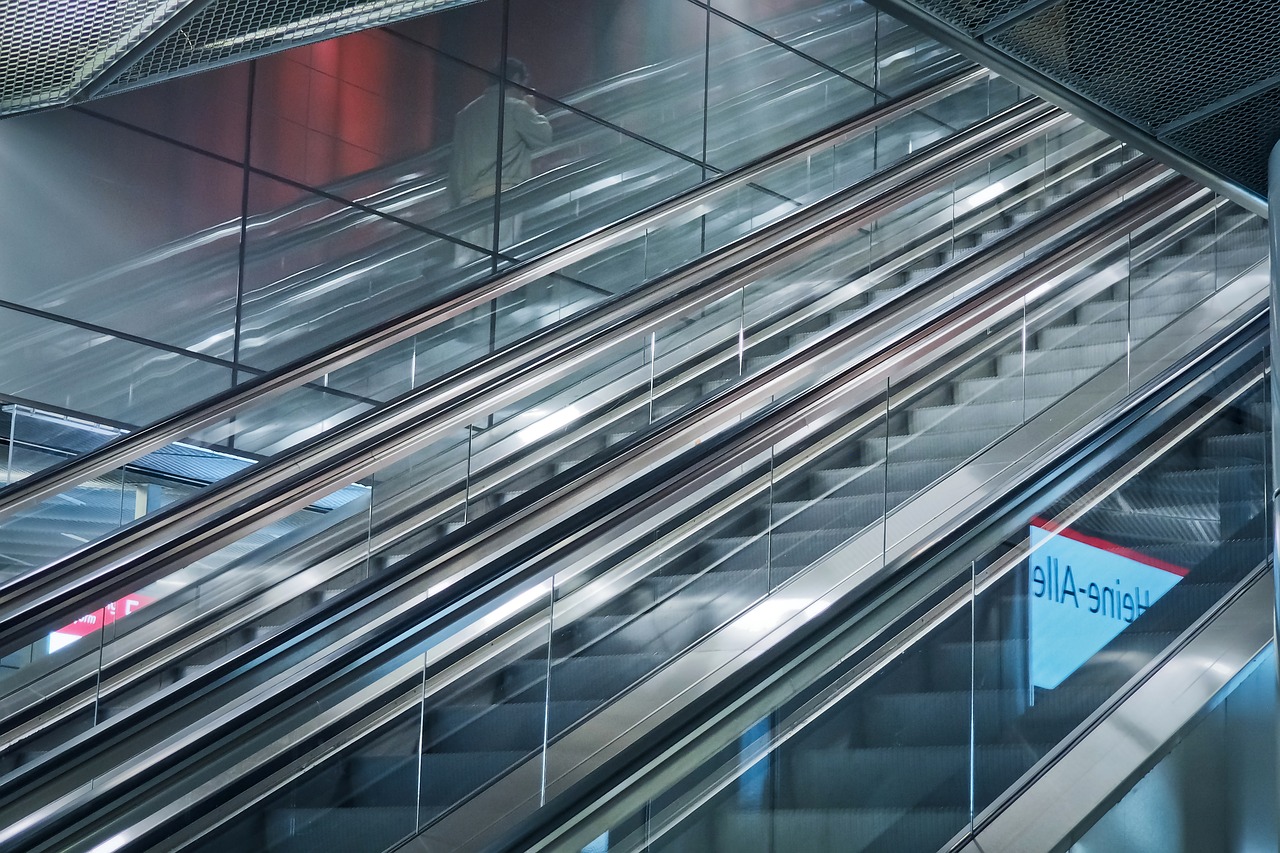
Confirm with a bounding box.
[951,568,1275,853]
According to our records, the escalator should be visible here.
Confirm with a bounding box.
[0,8,1271,847]
[503,327,1271,853]
[0,98,1267,849]
[0,58,1004,574]
[0,82,1110,754]
[3,0,968,459]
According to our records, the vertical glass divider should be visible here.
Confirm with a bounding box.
[968,559,977,826]
[872,10,881,100]
[364,478,375,582]
[1020,297,1028,425]
[4,405,17,485]
[414,657,428,831]
[409,336,419,391]
[766,445,775,593]
[642,225,651,283]
[540,579,556,806]
[464,425,476,524]
[648,331,657,424]
[882,377,890,562]
[1125,233,1134,396]
[949,179,957,261]
[1212,200,1221,293]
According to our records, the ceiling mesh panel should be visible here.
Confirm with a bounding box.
[883,0,1280,204]
[1164,83,1280,198]
[908,0,1035,36]
[991,0,1280,133]
[104,0,471,94]
[0,0,475,115]
[0,0,192,113]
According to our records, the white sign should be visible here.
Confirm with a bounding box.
[1028,517,1186,690]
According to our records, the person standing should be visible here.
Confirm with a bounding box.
[449,58,553,209]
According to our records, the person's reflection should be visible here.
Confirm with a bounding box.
[449,58,553,259]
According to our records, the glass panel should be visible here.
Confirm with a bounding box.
[0,468,377,772]
[365,427,471,569]
[578,364,1268,853]
[721,0,880,87]
[1212,200,1269,288]
[885,305,1025,512]
[179,679,428,853]
[705,13,878,171]
[388,0,504,75]
[1067,647,1277,853]
[187,382,373,459]
[875,9,967,95]
[507,0,711,161]
[0,404,119,484]
[562,208,710,295]
[651,290,744,423]
[464,336,652,517]
[767,386,890,589]
[0,406,129,578]
[545,450,774,748]
[496,91,704,258]
[86,61,252,163]
[492,271,609,350]
[250,27,504,251]
[237,172,489,373]
[644,605,974,853]
[414,580,554,826]
[0,109,244,359]
[0,307,234,427]
[1021,243,1131,421]
[973,378,1269,815]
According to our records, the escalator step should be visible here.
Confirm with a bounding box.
[696,806,965,853]
[1002,341,1126,376]
[426,700,598,753]
[266,808,415,853]
[908,397,1054,433]
[866,426,1006,464]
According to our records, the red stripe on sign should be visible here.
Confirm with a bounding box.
[1030,516,1190,577]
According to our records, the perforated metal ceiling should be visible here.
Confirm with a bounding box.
[3,0,1275,208]
[0,0,477,116]
[871,0,1280,211]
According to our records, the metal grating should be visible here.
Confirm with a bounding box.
[910,0,1035,36]
[869,0,1280,210]
[991,0,1280,133]
[104,0,476,95]
[1164,82,1280,198]
[0,0,478,116]
[0,0,194,113]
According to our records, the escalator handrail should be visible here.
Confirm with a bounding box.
[503,331,1273,853]
[0,85,1048,653]
[0,134,1158,762]
[0,162,1210,850]
[0,65,986,525]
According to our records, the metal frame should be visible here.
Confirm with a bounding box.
[0,122,1133,762]
[0,67,986,524]
[864,0,1271,218]
[2,162,1263,852]
[0,92,1057,651]
[497,300,1274,853]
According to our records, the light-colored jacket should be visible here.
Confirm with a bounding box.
[449,86,553,205]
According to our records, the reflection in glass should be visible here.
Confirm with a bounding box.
[705,12,877,170]
[0,109,243,358]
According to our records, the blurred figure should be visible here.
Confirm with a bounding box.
[449,58,553,258]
